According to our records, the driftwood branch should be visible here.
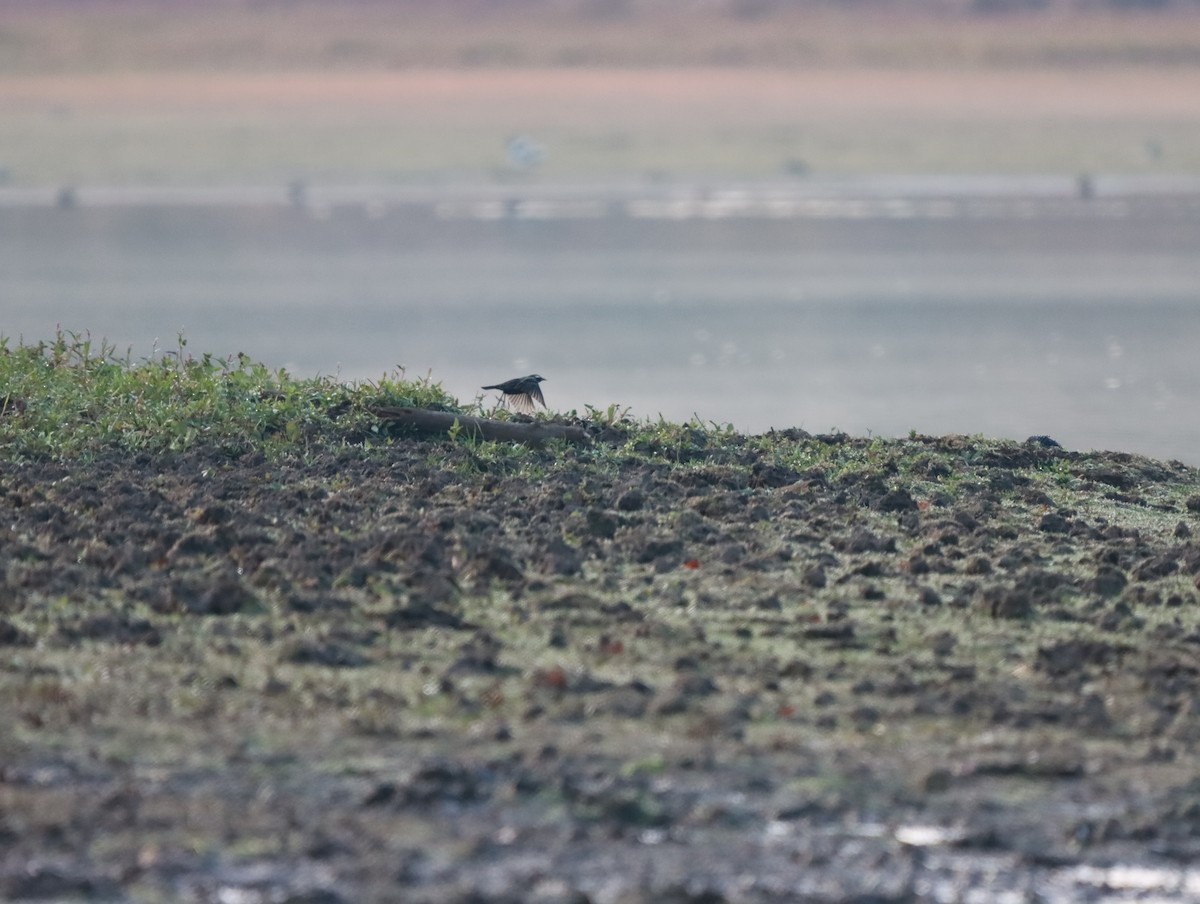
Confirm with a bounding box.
[370,406,590,448]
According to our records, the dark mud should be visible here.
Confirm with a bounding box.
[3,432,1200,903]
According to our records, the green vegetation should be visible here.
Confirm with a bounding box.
[0,330,459,460]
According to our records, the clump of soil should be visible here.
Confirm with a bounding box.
[2,431,1200,903]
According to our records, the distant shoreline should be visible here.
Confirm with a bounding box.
[3,175,1200,216]
[4,67,1200,184]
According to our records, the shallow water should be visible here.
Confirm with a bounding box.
[2,183,1198,463]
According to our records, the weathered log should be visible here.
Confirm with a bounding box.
[369,406,590,448]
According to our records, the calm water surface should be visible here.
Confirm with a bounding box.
[2,185,1198,462]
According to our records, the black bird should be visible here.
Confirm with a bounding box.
[482,374,546,413]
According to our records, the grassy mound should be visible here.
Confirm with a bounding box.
[3,332,1200,902]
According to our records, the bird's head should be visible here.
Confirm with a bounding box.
[528,374,545,383]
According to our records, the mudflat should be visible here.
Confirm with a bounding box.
[3,427,1200,901]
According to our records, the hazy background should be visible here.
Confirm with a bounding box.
[1,0,1199,460]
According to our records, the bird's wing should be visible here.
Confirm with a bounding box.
[529,384,546,408]
[509,393,536,414]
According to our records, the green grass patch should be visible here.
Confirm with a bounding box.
[0,329,460,461]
